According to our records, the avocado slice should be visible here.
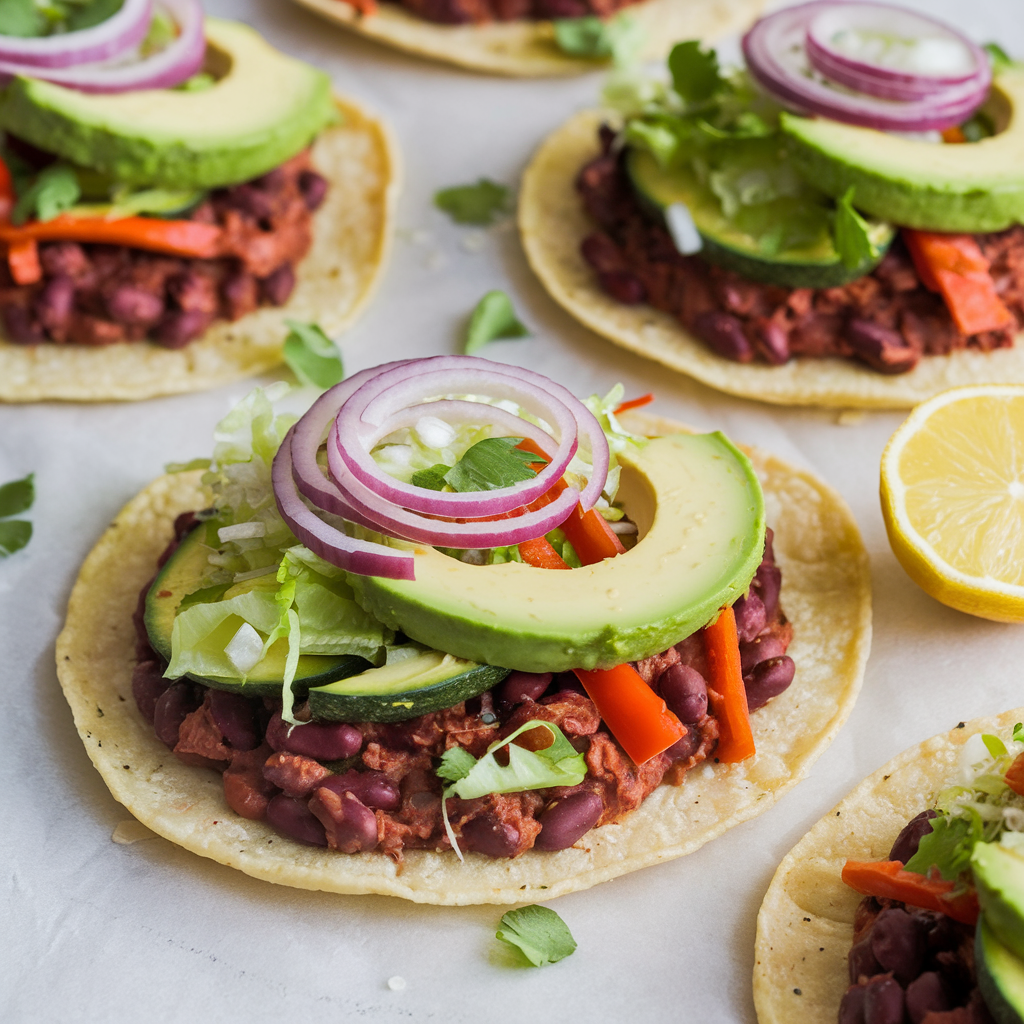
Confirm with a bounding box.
[308,652,509,722]
[977,916,1024,1024]
[145,525,370,697]
[626,147,894,289]
[0,19,337,190]
[347,432,766,673]
[973,841,1024,961]
[780,69,1024,233]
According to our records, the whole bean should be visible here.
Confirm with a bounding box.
[755,563,782,621]
[733,591,767,642]
[261,264,296,307]
[580,232,624,274]
[534,791,603,851]
[848,937,882,983]
[34,275,75,334]
[693,311,754,363]
[460,815,520,858]
[309,789,378,854]
[889,810,938,865]
[740,636,786,675]
[847,318,919,375]
[153,682,198,748]
[598,270,646,305]
[319,769,401,812]
[226,183,275,220]
[744,656,795,711]
[499,671,552,707]
[906,972,948,1024]
[154,310,213,349]
[209,689,258,751]
[106,285,163,325]
[664,726,702,762]
[265,795,328,847]
[871,907,925,985]
[658,663,708,724]
[132,661,171,723]
[758,321,791,365]
[838,985,866,1024]
[298,170,328,212]
[863,975,905,1024]
[265,711,362,761]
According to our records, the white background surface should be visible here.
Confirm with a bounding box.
[3,1,1024,1021]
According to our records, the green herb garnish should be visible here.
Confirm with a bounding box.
[283,320,345,390]
[434,179,511,225]
[496,905,577,967]
[834,188,878,270]
[668,40,723,106]
[905,813,983,882]
[0,473,34,558]
[465,290,529,354]
[13,164,81,225]
[415,436,547,494]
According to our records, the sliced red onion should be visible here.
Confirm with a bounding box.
[0,0,205,94]
[805,3,989,101]
[742,2,991,132]
[0,0,152,69]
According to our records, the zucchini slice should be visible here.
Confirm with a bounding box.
[625,147,894,289]
[145,525,370,697]
[308,651,510,722]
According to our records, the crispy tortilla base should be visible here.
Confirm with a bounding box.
[55,411,871,905]
[290,0,763,77]
[0,98,399,403]
[519,110,1024,409]
[752,707,1024,1024]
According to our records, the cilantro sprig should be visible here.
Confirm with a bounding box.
[412,436,547,493]
[834,188,879,271]
[0,473,35,558]
[12,164,81,225]
[434,179,511,226]
[282,320,344,390]
[465,291,530,354]
[496,905,577,967]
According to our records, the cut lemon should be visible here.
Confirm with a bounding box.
[880,384,1024,622]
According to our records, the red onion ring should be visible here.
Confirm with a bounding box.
[0,0,152,69]
[804,3,989,103]
[742,2,991,132]
[0,0,205,94]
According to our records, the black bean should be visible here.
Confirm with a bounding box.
[261,264,296,307]
[131,661,171,723]
[319,769,400,812]
[849,937,882,983]
[225,183,274,220]
[599,270,646,304]
[1,303,44,344]
[664,726,702,762]
[740,636,786,675]
[871,907,926,985]
[153,309,213,349]
[208,689,258,751]
[658,663,707,724]
[744,656,795,711]
[34,275,75,334]
[153,682,198,748]
[106,285,163,325]
[693,310,754,363]
[889,810,938,864]
[758,321,791,365]
[906,972,948,1023]
[755,563,782,621]
[460,815,519,858]
[846,319,919,375]
[310,790,378,853]
[838,985,867,1024]
[265,711,362,761]
[499,671,552,707]
[580,232,623,274]
[534,791,603,851]
[265,794,328,847]
[298,170,328,211]
[734,591,767,642]
[39,240,87,278]
[863,975,905,1024]
[255,167,287,192]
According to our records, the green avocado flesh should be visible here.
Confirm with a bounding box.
[347,432,766,673]
[976,917,1024,1024]
[0,19,336,189]
[626,147,894,289]
[780,69,1024,232]
[145,526,369,697]
[308,652,510,723]
[973,842,1024,962]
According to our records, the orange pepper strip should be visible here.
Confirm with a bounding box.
[902,229,1015,336]
[517,536,570,569]
[703,605,755,763]
[574,664,685,765]
[1006,752,1024,797]
[0,214,222,259]
[0,155,13,221]
[841,860,979,926]
[7,237,41,285]
[614,392,655,415]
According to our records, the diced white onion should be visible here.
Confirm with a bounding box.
[413,415,457,450]
[666,202,703,256]
[218,521,267,542]
[224,623,264,674]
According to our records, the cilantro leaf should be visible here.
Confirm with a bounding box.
[553,14,644,66]
[668,40,723,106]
[67,0,124,31]
[282,320,344,390]
[434,179,511,226]
[0,520,32,557]
[12,164,81,225]
[0,0,47,35]
[0,473,34,519]
[496,905,577,967]
[436,746,476,783]
[411,464,451,491]
[623,118,681,168]
[1014,722,1024,745]
[833,187,878,270]
[465,290,529,354]
[984,42,1014,74]
[444,437,547,493]
[905,813,983,881]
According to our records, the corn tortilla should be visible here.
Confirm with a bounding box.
[0,98,399,403]
[519,110,1024,409]
[290,0,763,77]
[55,410,871,905]
[752,708,1024,1024]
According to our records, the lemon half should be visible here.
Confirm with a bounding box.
[880,384,1024,622]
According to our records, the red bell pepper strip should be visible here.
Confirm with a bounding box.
[0,155,13,221]
[517,536,570,569]
[902,229,1015,336]
[0,214,222,260]
[573,664,685,765]
[841,860,979,926]
[7,238,41,285]
[703,605,755,764]
[614,392,655,415]
[1006,752,1024,797]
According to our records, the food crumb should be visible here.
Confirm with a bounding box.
[836,410,866,426]
[702,764,715,779]
[112,820,157,845]
[794,988,802,996]
[387,976,406,992]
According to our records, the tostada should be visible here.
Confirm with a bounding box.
[56,356,870,904]
[0,1,397,402]
[520,3,1024,407]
